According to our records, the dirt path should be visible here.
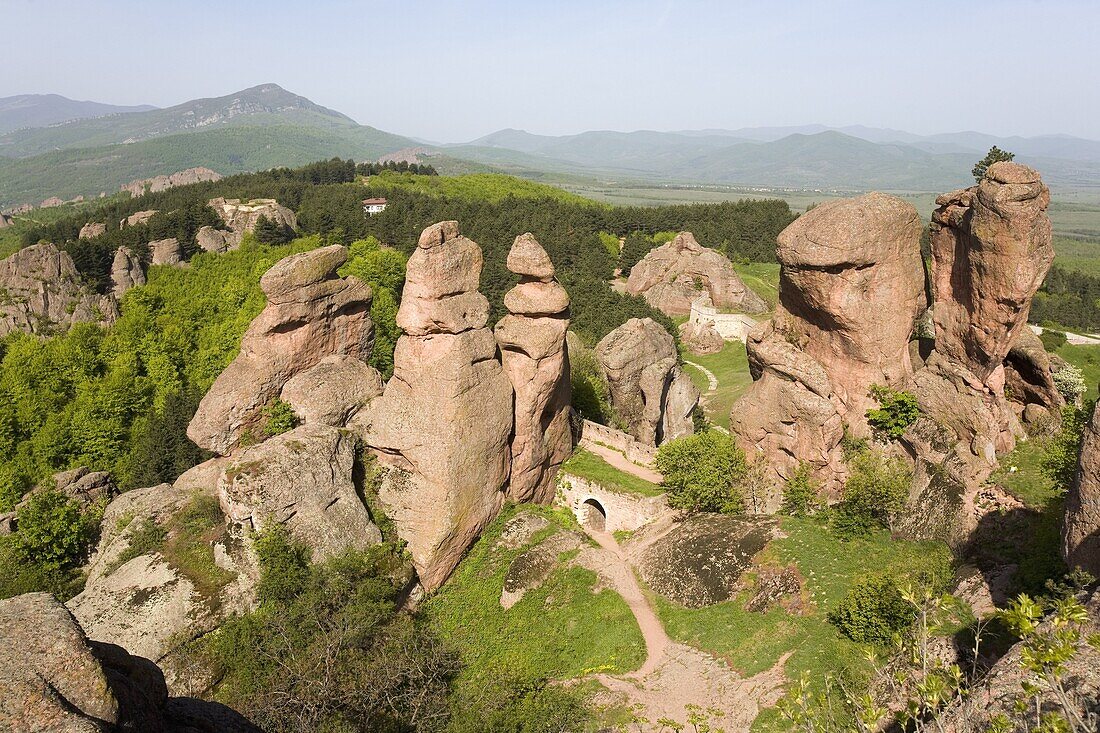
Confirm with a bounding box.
[684,359,719,393]
[580,440,664,484]
[576,526,788,729]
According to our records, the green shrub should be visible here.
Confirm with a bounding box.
[1039,328,1067,352]
[252,524,311,606]
[568,340,611,424]
[832,451,912,536]
[1052,363,1086,403]
[260,399,298,437]
[865,385,919,440]
[15,490,97,569]
[781,463,822,516]
[447,675,592,733]
[1041,403,1091,490]
[828,574,915,645]
[656,430,746,513]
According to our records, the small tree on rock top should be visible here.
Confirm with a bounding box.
[972,145,1015,183]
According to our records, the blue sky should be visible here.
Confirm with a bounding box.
[3,0,1098,141]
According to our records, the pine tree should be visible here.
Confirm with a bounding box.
[972,145,1015,182]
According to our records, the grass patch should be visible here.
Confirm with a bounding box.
[733,262,781,310]
[648,516,952,731]
[561,448,663,497]
[1055,342,1100,402]
[424,504,646,687]
[680,340,753,431]
[990,438,1062,509]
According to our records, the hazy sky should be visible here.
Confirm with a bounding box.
[3,0,1098,141]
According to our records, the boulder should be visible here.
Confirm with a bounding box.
[280,354,384,427]
[358,221,512,591]
[1,592,261,732]
[40,196,64,208]
[495,233,572,504]
[149,238,183,267]
[187,245,373,455]
[196,226,239,253]
[595,317,699,446]
[679,320,724,355]
[111,245,145,298]
[79,221,106,239]
[219,424,382,561]
[1064,401,1100,576]
[121,210,158,229]
[0,243,119,337]
[1003,327,1065,412]
[0,213,12,228]
[930,162,1053,383]
[625,232,767,316]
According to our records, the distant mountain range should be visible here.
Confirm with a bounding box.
[0,94,156,136]
[2,84,1099,209]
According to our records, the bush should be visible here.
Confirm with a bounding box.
[252,524,311,606]
[260,399,298,437]
[1052,364,1086,403]
[1039,328,1067,352]
[15,490,97,569]
[832,451,911,536]
[781,463,822,516]
[828,574,915,645]
[865,385,919,440]
[1041,404,1091,490]
[656,430,746,513]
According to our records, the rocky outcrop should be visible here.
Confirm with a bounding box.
[1,592,260,732]
[730,193,925,486]
[0,467,115,536]
[595,317,699,446]
[196,225,238,253]
[358,221,512,591]
[121,209,158,229]
[120,167,222,198]
[219,424,382,561]
[210,197,297,234]
[930,163,1053,382]
[625,232,767,316]
[150,238,183,266]
[1004,328,1065,413]
[187,245,373,455]
[280,354,384,427]
[494,233,572,504]
[111,245,145,298]
[79,221,106,239]
[39,196,64,208]
[679,319,724,355]
[1064,402,1100,576]
[0,243,119,336]
[0,213,12,228]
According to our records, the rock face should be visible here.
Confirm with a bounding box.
[625,232,767,317]
[729,193,926,487]
[0,243,119,336]
[79,221,106,239]
[494,233,572,504]
[595,317,699,446]
[0,213,12,228]
[40,196,64,208]
[149,238,183,267]
[280,354,384,427]
[1,592,260,732]
[210,197,297,234]
[187,245,373,455]
[679,319,724,355]
[196,225,238,253]
[121,167,222,197]
[121,209,158,229]
[1003,328,1065,412]
[358,221,512,591]
[930,163,1053,381]
[111,245,146,298]
[219,424,382,560]
[1064,402,1100,576]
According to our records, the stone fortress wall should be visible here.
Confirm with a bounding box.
[687,293,759,342]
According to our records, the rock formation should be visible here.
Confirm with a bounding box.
[0,467,115,535]
[79,221,106,239]
[280,354,384,427]
[150,237,183,266]
[358,221,512,591]
[730,193,926,486]
[1003,328,1065,414]
[195,197,298,253]
[1,592,260,732]
[625,232,767,317]
[0,242,119,336]
[111,245,146,298]
[39,196,64,208]
[196,225,238,253]
[595,317,699,446]
[121,209,158,228]
[219,424,382,560]
[494,233,573,504]
[679,319,724,355]
[1064,402,1100,576]
[120,167,222,197]
[187,245,373,455]
[0,212,12,228]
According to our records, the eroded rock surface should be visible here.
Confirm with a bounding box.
[626,232,766,316]
[596,317,699,446]
[358,221,512,591]
[150,238,183,267]
[1064,402,1100,576]
[111,245,146,298]
[80,221,106,239]
[0,242,118,336]
[495,233,572,504]
[280,354,384,427]
[121,167,222,197]
[679,319,724,355]
[187,245,373,455]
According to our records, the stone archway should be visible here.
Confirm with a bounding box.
[581,498,607,532]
